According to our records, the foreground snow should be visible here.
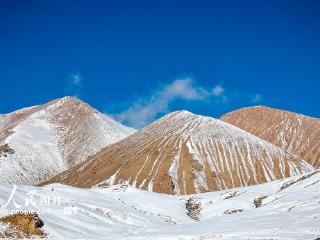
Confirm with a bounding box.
[0,171,319,239]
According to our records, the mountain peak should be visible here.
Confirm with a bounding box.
[171,110,193,115]
[47,96,86,107]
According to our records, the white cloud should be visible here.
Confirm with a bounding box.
[251,94,262,103]
[108,77,264,128]
[212,85,224,97]
[111,77,224,128]
[65,72,83,97]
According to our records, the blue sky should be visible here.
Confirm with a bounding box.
[0,0,319,128]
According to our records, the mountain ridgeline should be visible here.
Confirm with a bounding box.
[1,97,317,195]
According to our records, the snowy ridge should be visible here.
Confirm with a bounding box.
[43,110,314,195]
[221,106,320,168]
[0,97,135,185]
[44,97,135,167]
[1,171,320,239]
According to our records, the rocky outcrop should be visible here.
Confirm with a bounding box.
[0,144,15,157]
[0,212,45,237]
[186,198,201,221]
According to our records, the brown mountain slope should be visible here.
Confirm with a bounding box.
[42,111,313,195]
[221,106,320,168]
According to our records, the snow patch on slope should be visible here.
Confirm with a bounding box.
[0,110,64,184]
[0,97,135,185]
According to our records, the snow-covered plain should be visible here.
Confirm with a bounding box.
[0,171,319,239]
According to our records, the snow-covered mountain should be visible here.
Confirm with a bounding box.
[43,110,314,194]
[221,106,320,168]
[0,97,135,185]
[1,170,319,239]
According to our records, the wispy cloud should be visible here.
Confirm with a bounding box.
[108,77,263,129]
[110,77,225,128]
[212,85,224,97]
[251,94,262,103]
[65,72,83,97]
